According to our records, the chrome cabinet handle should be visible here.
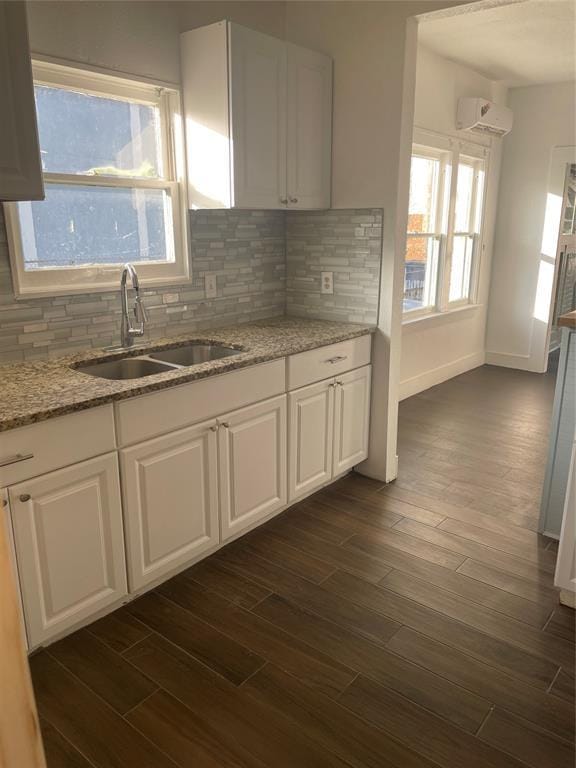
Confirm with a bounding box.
[280,198,288,205]
[19,494,31,503]
[289,197,298,203]
[210,425,218,432]
[0,453,34,468]
[221,422,230,429]
[336,381,343,386]
[325,355,347,364]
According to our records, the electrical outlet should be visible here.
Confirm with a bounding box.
[205,274,217,299]
[321,271,334,295]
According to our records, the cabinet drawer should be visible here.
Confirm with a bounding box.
[0,405,116,487]
[287,335,371,390]
[115,359,286,446]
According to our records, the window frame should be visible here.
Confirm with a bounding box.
[5,60,189,299]
[403,129,489,321]
[404,144,449,319]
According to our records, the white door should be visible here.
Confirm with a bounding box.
[289,379,334,501]
[333,365,372,476]
[120,420,219,592]
[9,453,127,648]
[219,395,287,540]
[286,43,332,210]
[0,2,43,201]
[228,23,287,209]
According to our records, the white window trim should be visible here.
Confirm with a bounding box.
[5,59,190,299]
[403,128,489,323]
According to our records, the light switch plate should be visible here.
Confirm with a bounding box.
[321,271,334,295]
[205,274,217,299]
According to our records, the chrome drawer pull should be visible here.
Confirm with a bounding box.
[0,453,34,468]
[325,355,347,364]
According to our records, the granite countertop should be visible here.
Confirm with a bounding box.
[0,317,375,433]
[558,310,576,330]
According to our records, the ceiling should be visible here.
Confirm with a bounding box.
[418,0,576,87]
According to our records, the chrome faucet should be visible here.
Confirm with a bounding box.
[120,263,148,348]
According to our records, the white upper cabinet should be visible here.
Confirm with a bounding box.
[286,43,332,210]
[181,21,332,210]
[0,2,43,202]
[229,24,287,209]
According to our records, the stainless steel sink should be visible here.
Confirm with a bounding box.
[74,343,243,380]
[149,344,241,366]
[76,358,175,380]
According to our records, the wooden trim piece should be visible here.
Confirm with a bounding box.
[0,510,46,767]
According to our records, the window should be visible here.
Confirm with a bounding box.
[6,61,188,297]
[403,133,487,317]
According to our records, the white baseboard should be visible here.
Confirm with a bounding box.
[399,351,485,401]
[485,350,543,372]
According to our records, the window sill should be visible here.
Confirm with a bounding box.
[402,302,483,330]
[12,272,192,300]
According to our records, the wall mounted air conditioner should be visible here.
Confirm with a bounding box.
[456,98,513,137]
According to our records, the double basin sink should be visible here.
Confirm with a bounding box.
[75,343,242,380]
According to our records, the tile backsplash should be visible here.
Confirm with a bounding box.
[0,209,286,362]
[286,209,382,324]
[0,206,382,363]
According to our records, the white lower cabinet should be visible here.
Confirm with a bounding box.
[9,453,127,648]
[120,419,219,592]
[289,365,371,501]
[219,395,287,540]
[288,379,334,501]
[6,341,372,649]
[333,365,372,476]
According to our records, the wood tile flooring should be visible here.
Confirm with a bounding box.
[31,365,575,768]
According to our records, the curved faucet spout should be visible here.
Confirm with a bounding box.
[120,263,147,348]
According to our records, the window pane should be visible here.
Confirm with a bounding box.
[18,184,174,270]
[454,163,475,231]
[404,236,440,312]
[407,156,440,233]
[449,234,475,302]
[35,85,163,178]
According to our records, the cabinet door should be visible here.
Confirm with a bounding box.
[333,365,372,476]
[286,43,332,210]
[120,420,219,592]
[0,2,43,201]
[219,395,287,540]
[9,453,126,648]
[228,23,287,209]
[288,379,334,501]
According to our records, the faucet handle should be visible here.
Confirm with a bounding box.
[134,297,148,324]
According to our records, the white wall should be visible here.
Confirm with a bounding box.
[399,44,506,399]
[486,82,576,372]
[26,1,286,83]
[26,1,183,83]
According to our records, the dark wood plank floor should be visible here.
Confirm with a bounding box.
[31,365,575,768]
